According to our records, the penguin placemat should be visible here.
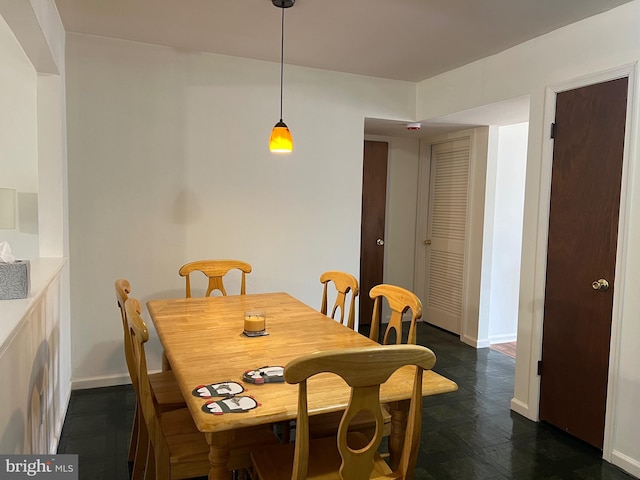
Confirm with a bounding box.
[192,381,260,415]
[242,366,284,384]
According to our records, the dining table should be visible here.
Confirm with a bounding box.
[147,292,458,480]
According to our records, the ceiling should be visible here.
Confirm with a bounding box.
[53,0,633,137]
[365,94,533,138]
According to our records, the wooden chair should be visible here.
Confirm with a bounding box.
[250,344,437,480]
[298,272,363,443]
[368,284,423,346]
[179,259,252,298]
[309,284,421,446]
[320,271,359,330]
[125,298,279,480]
[289,270,360,446]
[115,279,185,479]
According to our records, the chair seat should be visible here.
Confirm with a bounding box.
[149,370,185,408]
[251,433,392,480]
[309,405,391,439]
[161,408,280,471]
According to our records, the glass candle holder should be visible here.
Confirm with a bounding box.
[244,311,266,334]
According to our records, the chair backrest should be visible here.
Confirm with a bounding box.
[115,278,137,384]
[368,284,422,346]
[115,278,131,327]
[125,297,160,445]
[286,344,436,480]
[178,259,252,298]
[320,271,359,330]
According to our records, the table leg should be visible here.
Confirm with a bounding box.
[388,399,409,470]
[161,351,171,371]
[206,431,233,480]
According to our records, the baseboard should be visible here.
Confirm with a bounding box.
[50,383,72,454]
[489,333,517,344]
[510,397,533,419]
[462,334,490,349]
[463,333,516,348]
[611,450,640,478]
[71,373,131,390]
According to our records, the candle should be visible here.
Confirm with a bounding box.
[244,312,266,332]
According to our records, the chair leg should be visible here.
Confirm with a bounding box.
[244,466,258,480]
[279,420,291,443]
[128,403,139,463]
[234,468,247,480]
[143,443,156,480]
[152,446,171,480]
[132,410,149,480]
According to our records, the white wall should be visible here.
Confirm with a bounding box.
[0,13,39,259]
[383,137,421,295]
[416,2,640,475]
[65,33,417,385]
[481,123,528,344]
[0,0,69,454]
[457,127,490,347]
[0,0,67,260]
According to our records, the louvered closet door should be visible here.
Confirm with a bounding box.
[424,138,470,335]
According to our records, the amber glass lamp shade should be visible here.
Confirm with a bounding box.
[269,120,293,153]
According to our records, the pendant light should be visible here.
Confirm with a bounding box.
[269,0,294,153]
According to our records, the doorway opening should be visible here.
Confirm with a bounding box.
[363,95,530,351]
[490,341,517,359]
[480,122,529,360]
[414,119,530,351]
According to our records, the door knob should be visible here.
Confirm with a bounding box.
[424,239,432,246]
[591,278,610,291]
[376,239,384,246]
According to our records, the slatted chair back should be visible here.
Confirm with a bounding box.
[368,284,422,346]
[286,345,436,480]
[125,298,148,407]
[115,279,137,382]
[116,280,188,479]
[320,271,359,330]
[178,259,252,298]
[126,298,167,463]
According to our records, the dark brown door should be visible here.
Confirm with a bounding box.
[539,77,628,449]
[359,140,388,325]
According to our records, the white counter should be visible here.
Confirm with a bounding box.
[0,257,67,351]
[0,256,69,453]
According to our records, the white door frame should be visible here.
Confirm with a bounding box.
[518,63,637,466]
[414,127,490,347]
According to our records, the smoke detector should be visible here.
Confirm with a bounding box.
[406,122,421,131]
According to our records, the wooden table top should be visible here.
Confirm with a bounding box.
[147,292,457,433]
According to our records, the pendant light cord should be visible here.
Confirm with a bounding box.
[279,5,285,122]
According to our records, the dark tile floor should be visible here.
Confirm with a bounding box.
[57,383,135,479]
[57,322,636,480]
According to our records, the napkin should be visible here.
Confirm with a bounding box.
[0,241,16,263]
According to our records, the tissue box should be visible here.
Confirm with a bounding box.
[0,260,30,300]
